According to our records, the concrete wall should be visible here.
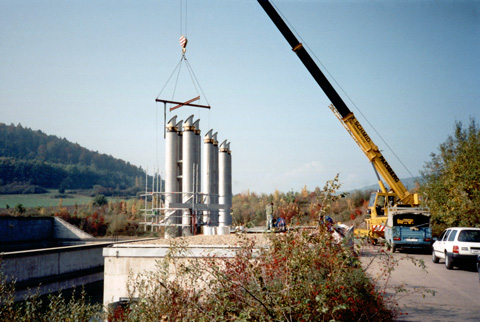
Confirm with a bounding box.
[103,245,244,306]
[3,246,104,282]
[2,238,158,300]
[0,216,101,299]
[0,217,54,243]
[2,242,111,300]
[0,216,94,242]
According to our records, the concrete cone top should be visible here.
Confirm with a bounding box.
[183,115,195,131]
[205,129,213,139]
[167,116,178,131]
[204,129,213,143]
[193,119,200,134]
[220,140,228,152]
[176,120,183,132]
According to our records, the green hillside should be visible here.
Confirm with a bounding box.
[0,123,147,195]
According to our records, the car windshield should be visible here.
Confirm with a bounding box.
[458,230,480,242]
[392,213,430,227]
[368,193,377,208]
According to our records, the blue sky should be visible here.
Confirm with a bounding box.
[1,0,479,194]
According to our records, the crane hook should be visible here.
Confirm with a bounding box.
[179,35,188,53]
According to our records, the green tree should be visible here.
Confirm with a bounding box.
[232,190,267,227]
[92,194,108,207]
[14,203,26,215]
[420,119,480,234]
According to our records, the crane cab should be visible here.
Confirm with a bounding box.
[358,191,397,243]
[368,192,397,218]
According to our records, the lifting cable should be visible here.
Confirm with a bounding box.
[155,0,211,140]
[270,0,414,179]
[155,51,211,113]
[180,0,187,40]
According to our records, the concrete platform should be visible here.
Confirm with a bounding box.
[102,233,268,307]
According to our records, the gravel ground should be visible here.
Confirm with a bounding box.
[126,233,269,247]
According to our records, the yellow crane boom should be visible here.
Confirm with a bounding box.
[258,0,426,241]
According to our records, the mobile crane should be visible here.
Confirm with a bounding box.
[258,0,431,247]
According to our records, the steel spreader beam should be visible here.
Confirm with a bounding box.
[155,96,211,111]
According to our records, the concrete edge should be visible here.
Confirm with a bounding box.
[103,244,264,258]
[54,217,94,240]
[1,238,158,258]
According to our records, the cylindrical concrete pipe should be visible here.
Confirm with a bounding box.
[218,140,228,230]
[212,132,219,227]
[165,116,180,239]
[193,119,201,210]
[202,129,214,227]
[226,142,233,226]
[182,115,195,236]
[175,119,183,236]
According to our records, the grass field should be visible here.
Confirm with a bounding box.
[0,191,93,209]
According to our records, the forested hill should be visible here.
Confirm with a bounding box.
[0,123,146,194]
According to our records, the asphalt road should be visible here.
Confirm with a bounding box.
[360,245,480,322]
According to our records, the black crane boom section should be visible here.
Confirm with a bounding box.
[258,0,351,118]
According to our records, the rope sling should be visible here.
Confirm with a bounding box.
[155,0,211,138]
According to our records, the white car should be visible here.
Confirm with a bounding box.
[432,227,480,270]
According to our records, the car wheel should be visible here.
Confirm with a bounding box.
[390,245,396,253]
[432,250,440,263]
[445,253,454,270]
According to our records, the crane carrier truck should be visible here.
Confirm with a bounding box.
[258,0,432,251]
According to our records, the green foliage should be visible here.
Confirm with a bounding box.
[232,175,367,227]
[120,230,393,321]
[420,119,480,234]
[13,203,26,215]
[0,181,48,195]
[0,267,103,321]
[331,189,371,223]
[92,194,108,207]
[52,199,143,237]
[107,213,139,236]
[232,191,269,226]
[0,123,148,192]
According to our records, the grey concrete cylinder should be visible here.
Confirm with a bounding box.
[176,120,183,235]
[202,129,214,226]
[193,119,201,209]
[165,116,180,239]
[182,115,195,236]
[226,142,232,226]
[212,132,219,227]
[218,140,228,228]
